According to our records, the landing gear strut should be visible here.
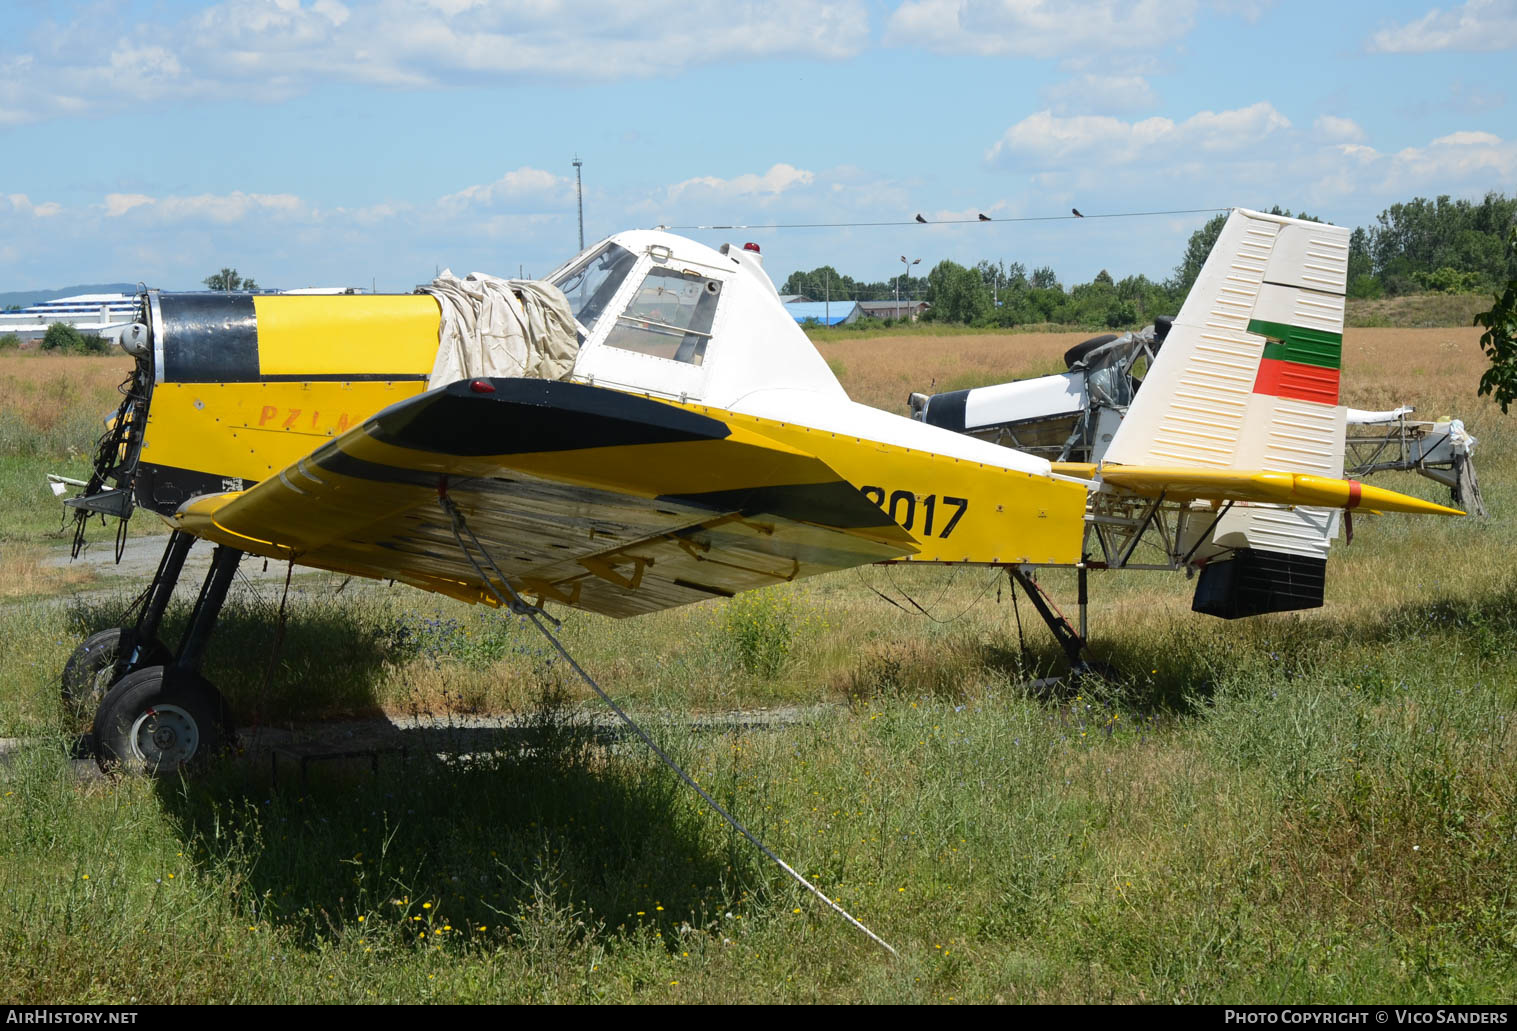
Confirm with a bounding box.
[60,531,242,774]
[1007,565,1115,682]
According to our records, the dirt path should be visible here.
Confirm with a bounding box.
[0,704,833,782]
[45,533,314,586]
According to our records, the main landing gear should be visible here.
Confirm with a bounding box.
[1007,566,1118,683]
[60,531,241,775]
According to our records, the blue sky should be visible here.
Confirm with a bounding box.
[1,0,1513,294]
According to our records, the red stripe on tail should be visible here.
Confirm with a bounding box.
[1253,357,1340,405]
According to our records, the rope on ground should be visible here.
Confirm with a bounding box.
[438,491,900,958]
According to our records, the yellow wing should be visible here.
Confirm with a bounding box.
[170,379,918,617]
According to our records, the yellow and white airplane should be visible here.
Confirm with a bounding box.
[60,207,1459,772]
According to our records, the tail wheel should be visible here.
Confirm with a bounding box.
[92,666,234,776]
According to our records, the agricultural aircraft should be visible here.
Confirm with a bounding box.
[55,207,1460,774]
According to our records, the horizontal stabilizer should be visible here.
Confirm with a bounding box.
[1096,464,1463,516]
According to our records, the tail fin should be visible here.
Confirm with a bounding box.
[1104,207,1349,481]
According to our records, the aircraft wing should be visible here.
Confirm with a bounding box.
[170,378,919,617]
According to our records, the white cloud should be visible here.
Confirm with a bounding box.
[1041,74,1159,115]
[104,194,156,217]
[1368,0,1517,53]
[885,0,1197,56]
[1430,130,1501,146]
[5,194,62,217]
[102,191,305,223]
[1387,130,1517,185]
[439,167,570,210]
[1314,115,1366,143]
[668,164,816,203]
[987,102,1290,167]
[0,0,871,125]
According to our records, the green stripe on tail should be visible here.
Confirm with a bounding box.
[1248,318,1342,371]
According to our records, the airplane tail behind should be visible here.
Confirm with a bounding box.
[1103,208,1353,616]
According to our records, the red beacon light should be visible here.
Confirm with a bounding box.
[469,379,496,394]
[743,242,760,253]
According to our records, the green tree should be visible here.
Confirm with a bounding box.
[1369,193,1517,293]
[41,322,85,352]
[1476,229,1517,413]
[1029,265,1060,291]
[204,268,258,292]
[923,260,991,324]
[1168,212,1227,296]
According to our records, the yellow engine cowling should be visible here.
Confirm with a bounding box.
[135,291,441,516]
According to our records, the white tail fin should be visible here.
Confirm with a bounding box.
[1105,208,1353,559]
[1105,208,1349,480]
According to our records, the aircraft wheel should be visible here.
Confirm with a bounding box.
[1063,333,1118,369]
[61,628,135,726]
[92,666,233,776]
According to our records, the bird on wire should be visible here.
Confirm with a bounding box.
[915,213,927,223]
[1072,208,1084,217]
[978,213,991,221]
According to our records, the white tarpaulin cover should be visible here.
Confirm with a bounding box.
[423,271,579,385]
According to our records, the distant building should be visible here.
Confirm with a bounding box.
[778,294,815,305]
[785,301,861,327]
[858,299,929,320]
[0,292,138,339]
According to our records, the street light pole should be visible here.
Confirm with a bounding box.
[572,155,584,252]
[897,255,920,321]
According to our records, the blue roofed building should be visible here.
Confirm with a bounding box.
[785,300,861,326]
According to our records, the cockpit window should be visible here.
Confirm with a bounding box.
[603,267,721,366]
[553,243,638,341]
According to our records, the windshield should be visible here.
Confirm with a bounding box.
[603,267,721,366]
[553,243,638,341]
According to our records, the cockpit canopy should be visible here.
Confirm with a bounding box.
[549,229,845,411]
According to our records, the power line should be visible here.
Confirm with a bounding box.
[656,206,1229,232]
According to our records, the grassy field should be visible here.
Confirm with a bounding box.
[1,329,1513,1004]
[1346,292,1494,330]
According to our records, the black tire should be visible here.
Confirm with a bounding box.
[1063,333,1118,369]
[61,629,130,712]
[92,666,233,776]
